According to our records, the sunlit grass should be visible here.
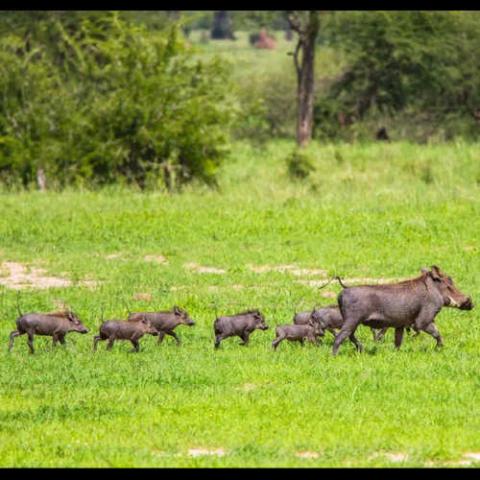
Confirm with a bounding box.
[0,140,480,466]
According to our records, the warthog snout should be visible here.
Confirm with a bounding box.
[460,297,474,310]
[80,326,89,334]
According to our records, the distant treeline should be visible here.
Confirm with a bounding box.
[1,11,480,190]
[207,11,480,144]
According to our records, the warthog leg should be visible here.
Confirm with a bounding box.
[166,330,181,346]
[52,333,66,347]
[27,332,35,354]
[349,333,363,352]
[8,330,23,352]
[333,317,363,355]
[422,323,443,348]
[394,327,404,349]
[106,337,115,351]
[373,326,388,342]
[130,339,140,353]
[272,334,285,350]
[214,334,225,349]
[93,335,103,352]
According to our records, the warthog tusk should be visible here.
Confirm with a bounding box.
[448,297,460,307]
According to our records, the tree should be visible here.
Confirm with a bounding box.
[0,12,238,190]
[314,11,480,141]
[287,11,320,147]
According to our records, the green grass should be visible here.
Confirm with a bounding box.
[187,30,345,82]
[1,140,480,467]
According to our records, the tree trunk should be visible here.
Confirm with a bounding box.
[296,32,316,147]
[290,11,320,147]
[36,168,47,191]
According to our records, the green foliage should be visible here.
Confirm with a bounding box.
[286,147,316,179]
[0,12,237,189]
[315,11,480,142]
[232,69,296,143]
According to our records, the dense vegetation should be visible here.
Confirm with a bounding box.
[0,12,236,190]
[315,11,480,141]
[2,11,480,189]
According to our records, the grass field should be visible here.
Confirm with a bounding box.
[1,141,480,467]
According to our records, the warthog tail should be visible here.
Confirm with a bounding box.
[317,276,350,290]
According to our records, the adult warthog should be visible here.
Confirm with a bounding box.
[332,266,473,356]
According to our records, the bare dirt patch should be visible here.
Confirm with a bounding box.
[80,280,99,290]
[296,280,331,288]
[0,262,71,289]
[369,452,408,463]
[385,452,408,463]
[320,290,337,298]
[0,261,98,290]
[248,264,327,277]
[184,262,226,274]
[240,383,257,392]
[133,292,152,301]
[187,448,226,457]
[296,451,320,459]
[463,452,480,462]
[52,299,69,310]
[144,255,168,265]
[170,286,186,291]
[105,253,123,260]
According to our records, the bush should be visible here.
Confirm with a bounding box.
[314,11,480,142]
[0,12,238,190]
[286,148,316,179]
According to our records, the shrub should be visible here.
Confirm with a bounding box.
[0,12,238,190]
[315,11,480,142]
[286,148,316,179]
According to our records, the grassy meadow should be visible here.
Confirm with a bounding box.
[1,140,480,467]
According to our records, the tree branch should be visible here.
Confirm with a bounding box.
[287,11,305,36]
[293,37,302,82]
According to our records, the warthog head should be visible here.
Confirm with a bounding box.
[424,265,473,310]
[308,313,325,336]
[252,310,268,330]
[65,311,89,333]
[173,306,196,326]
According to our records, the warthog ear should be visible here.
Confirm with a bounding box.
[173,306,181,315]
[421,267,429,275]
[430,265,442,281]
